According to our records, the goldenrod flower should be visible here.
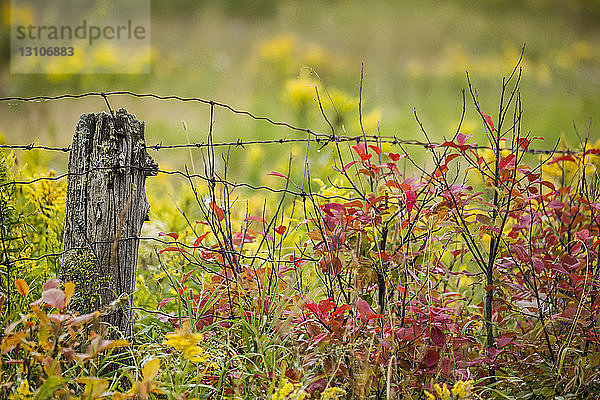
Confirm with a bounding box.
[434,383,451,400]
[354,109,381,135]
[9,380,34,400]
[451,380,474,399]
[259,35,296,63]
[163,324,207,363]
[320,387,346,399]
[272,378,308,400]
[423,390,436,400]
[284,78,319,107]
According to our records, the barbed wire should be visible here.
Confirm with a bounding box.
[0,136,577,155]
[0,91,581,155]
[0,90,316,134]
[9,236,313,266]
[0,165,363,202]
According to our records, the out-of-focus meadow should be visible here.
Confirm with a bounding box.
[1,0,599,181]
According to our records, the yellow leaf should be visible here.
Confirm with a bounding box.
[1,331,26,353]
[142,358,160,381]
[77,377,109,398]
[96,338,130,352]
[64,282,75,307]
[15,278,29,297]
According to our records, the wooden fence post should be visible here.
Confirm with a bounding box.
[61,108,157,337]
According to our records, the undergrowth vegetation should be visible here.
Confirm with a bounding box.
[1,57,600,399]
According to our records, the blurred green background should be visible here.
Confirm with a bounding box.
[0,0,599,181]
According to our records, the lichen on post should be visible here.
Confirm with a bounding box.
[61,108,157,338]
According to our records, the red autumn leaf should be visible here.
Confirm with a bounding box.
[159,246,189,255]
[498,153,516,170]
[356,298,382,321]
[42,288,65,309]
[397,285,408,296]
[303,301,320,317]
[387,152,404,161]
[322,202,346,216]
[422,348,440,369]
[532,258,545,274]
[548,154,577,165]
[385,180,400,189]
[274,225,287,235]
[430,326,446,347]
[193,232,210,247]
[159,232,179,240]
[357,168,373,177]
[356,298,372,319]
[319,255,343,275]
[343,160,359,171]
[540,180,556,192]
[456,133,473,146]
[548,200,564,210]
[511,243,529,262]
[331,304,353,318]
[518,137,530,151]
[496,335,513,349]
[368,145,381,155]
[267,171,289,179]
[445,154,460,164]
[182,267,202,284]
[352,142,372,161]
[209,201,225,222]
[434,165,449,177]
[157,297,174,310]
[344,200,363,209]
[483,113,495,131]
[318,297,336,314]
[289,255,308,269]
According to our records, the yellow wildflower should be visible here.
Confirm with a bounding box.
[272,378,308,400]
[327,88,356,116]
[259,34,296,63]
[423,390,436,400]
[9,380,34,400]
[354,109,381,135]
[284,78,319,108]
[434,383,451,400]
[320,387,346,399]
[163,324,207,363]
[451,380,474,399]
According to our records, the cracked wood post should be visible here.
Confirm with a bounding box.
[61,109,157,337]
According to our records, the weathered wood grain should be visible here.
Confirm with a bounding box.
[61,109,157,337]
